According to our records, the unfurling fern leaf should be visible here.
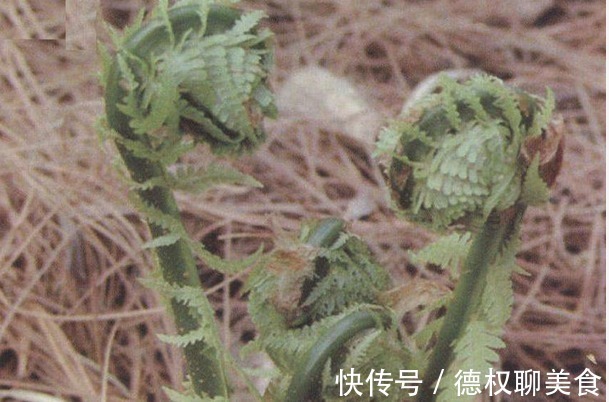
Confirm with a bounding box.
[376,74,563,232]
[375,74,564,402]
[99,0,275,399]
[247,219,412,401]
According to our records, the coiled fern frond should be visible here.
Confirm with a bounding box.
[101,0,276,156]
[98,1,275,398]
[376,74,564,402]
[247,219,412,401]
[376,74,563,232]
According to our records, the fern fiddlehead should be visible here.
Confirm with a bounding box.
[99,0,274,398]
[247,219,411,401]
[376,74,564,402]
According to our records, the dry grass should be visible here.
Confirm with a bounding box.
[0,0,604,401]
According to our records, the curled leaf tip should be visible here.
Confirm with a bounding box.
[247,219,409,400]
[376,74,564,231]
[103,1,276,156]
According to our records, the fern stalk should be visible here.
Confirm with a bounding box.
[286,309,385,401]
[102,3,274,398]
[418,210,522,402]
[104,7,235,398]
[376,74,564,402]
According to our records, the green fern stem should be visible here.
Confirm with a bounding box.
[286,309,387,402]
[104,5,242,398]
[418,209,523,402]
[376,74,563,401]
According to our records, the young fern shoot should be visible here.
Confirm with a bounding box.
[99,0,274,399]
[375,74,564,402]
[247,218,414,401]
